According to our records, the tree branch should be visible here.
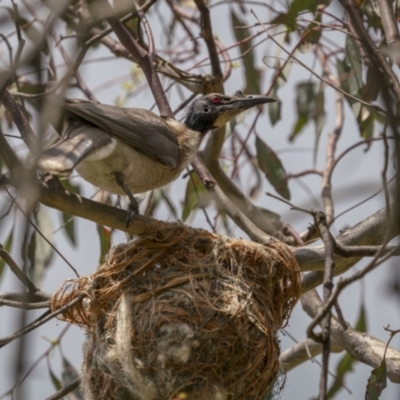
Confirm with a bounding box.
[193,0,223,84]
[97,0,173,118]
[339,0,400,102]
[280,337,343,372]
[302,289,400,383]
[314,212,335,399]
[0,295,82,348]
[38,174,162,236]
[191,154,277,244]
[298,206,398,291]
[0,246,39,292]
[375,0,400,66]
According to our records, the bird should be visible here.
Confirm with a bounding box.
[37,91,276,220]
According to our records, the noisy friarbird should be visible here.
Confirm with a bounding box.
[37,91,276,220]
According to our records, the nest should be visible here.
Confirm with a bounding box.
[52,224,301,400]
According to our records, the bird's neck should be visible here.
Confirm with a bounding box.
[184,114,214,135]
[165,119,202,164]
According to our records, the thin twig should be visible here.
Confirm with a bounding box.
[0,299,50,309]
[0,324,71,399]
[4,188,79,277]
[0,247,39,292]
[0,295,83,348]
[313,211,335,400]
[306,241,396,341]
[0,89,37,154]
[332,175,396,222]
[192,155,277,244]
[252,10,387,114]
[0,127,26,185]
[318,50,344,224]
[339,0,400,101]
[99,0,173,118]
[44,378,81,400]
[193,0,223,84]
[382,123,391,216]
[266,192,315,216]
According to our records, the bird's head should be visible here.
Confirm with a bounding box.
[184,90,277,134]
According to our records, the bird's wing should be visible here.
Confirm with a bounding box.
[63,99,179,168]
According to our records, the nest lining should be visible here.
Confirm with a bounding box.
[52,224,301,400]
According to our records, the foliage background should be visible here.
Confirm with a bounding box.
[0,0,399,399]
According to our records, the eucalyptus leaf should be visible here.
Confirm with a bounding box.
[365,360,387,399]
[256,136,290,200]
[97,225,112,263]
[182,171,207,221]
[0,231,14,281]
[28,208,54,286]
[231,10,261,94]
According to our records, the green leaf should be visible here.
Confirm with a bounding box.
[144,189,163,216]
[327,352,356,399]
[124,17,139,34]
[48,366,62,391]
[62,356,80,385]
[272,0,323,30]
[327,305,367,399]
[230,11,261,94]
[182,171,206,221]
[255,136,290,200]
[167,17,178,47]
[345,37,363,89]
[60,178,81,245]
[61,356,84,399]
[62,212,76,246]
[346,37,363,115]
[265,58,292,126]
[269,86,281,126]
[28,208,54,286]
[62,178,81,195]
[336,59,351,94]
[365,360,387,399]
[292,113,309,138]
[16,81,48,96]
[313,89,325,164]
[303,14,322,45]
[358,108,375,140]
[290,81,315,141]
[0,231,14,281]
[97,225,112,263]
[337,36,364,119]
[364,66,381,102]
[160,190,178,218]
[355,304,367,333]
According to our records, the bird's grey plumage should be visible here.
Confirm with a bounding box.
[38,120,116,176]
[62,99,179,167]
[37,92,276,197]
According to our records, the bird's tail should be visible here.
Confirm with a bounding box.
[37,124,116,176]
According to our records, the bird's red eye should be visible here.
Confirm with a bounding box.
[210,95,221,104]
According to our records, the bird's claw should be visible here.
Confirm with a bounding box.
[126,198,139,229]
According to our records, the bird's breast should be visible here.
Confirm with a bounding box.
[75,137,195,195]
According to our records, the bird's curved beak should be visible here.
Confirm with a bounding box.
[211,91,277,128]
[223,91,277,112]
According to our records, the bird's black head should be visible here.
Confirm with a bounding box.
[184,90,277,134]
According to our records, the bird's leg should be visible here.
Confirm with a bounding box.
[113,172,139,228]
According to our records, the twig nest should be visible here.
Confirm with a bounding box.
[52,224,301,400]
